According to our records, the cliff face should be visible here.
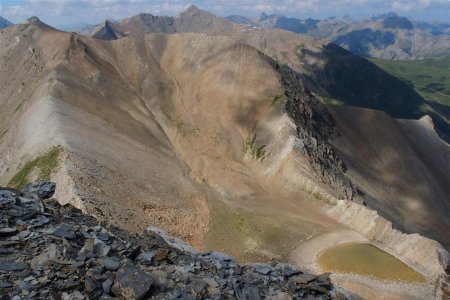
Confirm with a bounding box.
[275,63,361,202]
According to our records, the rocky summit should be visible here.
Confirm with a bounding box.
[0,181,345,299]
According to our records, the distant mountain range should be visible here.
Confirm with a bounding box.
[71,9,450,60]
[0,16,13,29]
[226,12,450,60]
[79,6,236,40]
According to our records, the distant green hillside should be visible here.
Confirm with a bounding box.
[370,55,450,107]
[370,55,450,141]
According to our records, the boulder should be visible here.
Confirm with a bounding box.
[111,260,153,299]
[21,180,56,199]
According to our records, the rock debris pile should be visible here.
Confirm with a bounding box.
[0,180,345,299]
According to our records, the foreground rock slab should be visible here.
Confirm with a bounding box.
[0,181,345,299]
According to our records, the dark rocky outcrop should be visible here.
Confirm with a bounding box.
[269,60,361,201]
[0,182,345,299]
[21,180,56,200]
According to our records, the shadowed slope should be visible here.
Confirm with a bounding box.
[331,107,450,248]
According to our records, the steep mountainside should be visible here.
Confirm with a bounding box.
[331,108,450,248]
[80,7,450,141]
[227,12,450,60]
[298,43,450,142]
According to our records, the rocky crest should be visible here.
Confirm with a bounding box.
[0,181,345,299]
[272,61,361,201]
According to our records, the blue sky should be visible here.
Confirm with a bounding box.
[1,0,449,28]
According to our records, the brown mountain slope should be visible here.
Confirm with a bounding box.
[84,7,450,142]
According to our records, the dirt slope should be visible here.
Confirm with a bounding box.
[331,107,450,249]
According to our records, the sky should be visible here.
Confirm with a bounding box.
[1,0,449,29]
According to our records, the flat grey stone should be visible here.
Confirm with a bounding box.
[101,257,120,271]
[31,243,58,269]
[0,227,18,237]
[21,180,56,199]
[0,261,30,271]
[0,189,16,204]
[136,251,155,265]
[292,273,316,284]
[111,260,153,300]
[253,263,272,275]
[102,278,114,294]
[53,225,76,240]
[0,280,12,288]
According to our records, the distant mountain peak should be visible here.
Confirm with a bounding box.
[92,19,119,40]
[259,12,269,22]
[0,16,13,28]
[26,16,41,24]
[371,12,398,21]
[382,15,413,29]
[184,4,202,14]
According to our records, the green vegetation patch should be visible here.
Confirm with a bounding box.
[244,133,270,161]
[320,96,344,106]
[8,145,63,190]
[204,198,323,263]
[271,94,286,106]
[370,55,450,141]
[370,55,450,106]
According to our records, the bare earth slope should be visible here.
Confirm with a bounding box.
[331,107,450,249]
